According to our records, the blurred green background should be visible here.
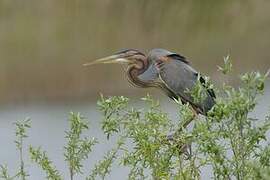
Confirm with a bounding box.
[0,0,269,104]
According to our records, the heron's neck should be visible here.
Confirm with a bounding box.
[127,57,152,88]
[126,57,178,99]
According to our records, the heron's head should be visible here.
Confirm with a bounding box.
[83,49,145,66]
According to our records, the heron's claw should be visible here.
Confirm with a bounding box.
[166,134,192,159]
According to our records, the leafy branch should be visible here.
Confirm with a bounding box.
[29,147,62,180]
[64,112,98,180]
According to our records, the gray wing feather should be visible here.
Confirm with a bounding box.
[158,60,215,114]
[159,61,196,102]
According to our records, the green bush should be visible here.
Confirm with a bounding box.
[1,57,269,180]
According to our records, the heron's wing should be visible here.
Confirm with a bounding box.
[167,53,190,64]
[157,58,215,114]
[158,60,196,102]
[198,75,216,98]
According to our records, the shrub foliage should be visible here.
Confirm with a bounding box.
[0,57,269,179]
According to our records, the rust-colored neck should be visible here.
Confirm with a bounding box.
[127,56,153,88]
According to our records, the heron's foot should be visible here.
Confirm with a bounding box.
[166,134,192,159]
[180,143,192,160]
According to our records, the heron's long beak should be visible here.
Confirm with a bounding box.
[83,54,130,66]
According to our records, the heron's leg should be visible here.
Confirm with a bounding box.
[166,108,198,157]
[181,107,198,130]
